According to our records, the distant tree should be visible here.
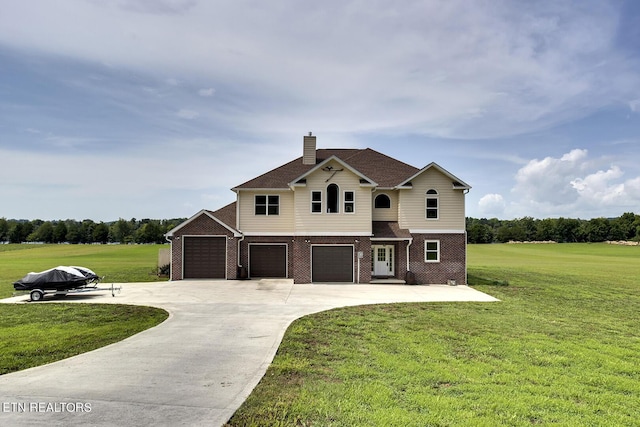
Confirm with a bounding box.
[584,218,610,242]
[0,218,7,241]
[93,222,110,244]
[110,218,133,243]
[80,219,96,243]
[8,223,24,243]
[495,222,527,243]
[66,221,82,244]
[32,221,54,243]
[467,219,494,243]
[53,221,68,243]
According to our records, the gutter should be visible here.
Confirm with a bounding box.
[406,237,413,272]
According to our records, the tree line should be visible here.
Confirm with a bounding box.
[0,218,186,244]
[2,212,639,245]
[467,212,640,244]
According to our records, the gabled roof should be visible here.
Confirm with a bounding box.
[289,155,378,187]
[165,203,239,237]
[397,162,471,190]
[232,148,420,190]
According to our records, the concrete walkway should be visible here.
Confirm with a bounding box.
[0,280,498,426]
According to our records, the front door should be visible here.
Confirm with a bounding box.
[372,245,394,277]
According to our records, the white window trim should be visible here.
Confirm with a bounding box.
[255,194,280,216]
[327,183,340,214]
[344,190,355,214]
[311,191,322,214]
[424,239,440,263]
[426,190,439,220]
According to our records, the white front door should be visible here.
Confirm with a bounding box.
[372,245,394,276]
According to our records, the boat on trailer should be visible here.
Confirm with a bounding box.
[13,266,120,301]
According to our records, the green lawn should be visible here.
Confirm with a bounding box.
[229,243,640,426]
[0,244,168,298]
[0,244,169,375]
[0,304,168,375]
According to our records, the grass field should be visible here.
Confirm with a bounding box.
[229,243,640,426]
[0,244,168,298]
[0,244,170,375]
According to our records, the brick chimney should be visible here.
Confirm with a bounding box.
[303,132,316,165]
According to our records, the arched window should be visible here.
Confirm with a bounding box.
[374,194,391,209]
[426,189,438,219]
[327,184,339,213]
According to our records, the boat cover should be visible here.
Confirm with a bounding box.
[13,266,100,291]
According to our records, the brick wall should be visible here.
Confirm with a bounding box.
[292,236,372,284]
[239,236,294,279]
[408,233,467,285]
[168,213,238,281]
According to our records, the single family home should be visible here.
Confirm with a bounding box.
[165,133,471,284]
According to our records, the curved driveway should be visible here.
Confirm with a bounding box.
[0,280,497,426]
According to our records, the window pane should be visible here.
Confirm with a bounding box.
[255,195,266,204]
[344,203,354,213]
[427,242,438,251]
[268,205,279,215]
[255,205,266,215]
[312,203,321,213]
[427,209,438,219]
[426,252,438,261]
[375,194,391,208]
[345,192,354,201]
[427,198,438,208]
[312,192,321,201]
[268,195,279,205]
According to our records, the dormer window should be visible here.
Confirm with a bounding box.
[426,189,438,219]
[374,194,391,209]
[327,184,339,213]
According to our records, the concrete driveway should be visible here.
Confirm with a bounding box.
[0,280,498,426]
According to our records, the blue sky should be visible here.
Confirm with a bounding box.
[1,0,639,221]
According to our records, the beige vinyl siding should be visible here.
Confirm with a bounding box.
[237,190,295,234]
[294,160,372,234]
[398,168,466,230]
[372,190,399,221]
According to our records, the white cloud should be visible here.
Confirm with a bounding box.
[0,1,637,139]
[510,149,640,217]
[629,99,640,113]
[513,149,588,205]
[198,88,215,97]
[478,194,506,217]
[177,108,199,119]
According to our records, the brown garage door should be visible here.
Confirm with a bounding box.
[249,245,287,278]
[312,246,353,282]
[183,237,226,279]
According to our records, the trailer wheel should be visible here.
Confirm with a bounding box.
[30,290,44,302]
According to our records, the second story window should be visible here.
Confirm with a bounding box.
[426,189,438,219]
[374,194,391,209]
[327,184,339,213]
[255,195,279,215]
[311,191,322,213]
[344,191,355,213]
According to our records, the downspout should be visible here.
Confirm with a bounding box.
[164,234,172,281]
[237,233,245,268]
[406,237,413,272]
[463,188,470,285]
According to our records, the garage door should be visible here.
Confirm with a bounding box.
[183,237,226,279]
[249,245,287,278]
[312,246,353,282]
